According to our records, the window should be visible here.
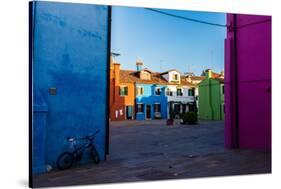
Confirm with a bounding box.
[173,74,178,81]
[136,86,144,96]
[119,86,128,96]
[166,88,173,96]
[154,103,161,113]
[177,88,183,96]
[222,85,224,94]
[155,87,161,96]
[188,88,195,96]
[140,70,151,80]
[136,104,144,113]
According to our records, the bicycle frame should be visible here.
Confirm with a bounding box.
[67,132,98,160]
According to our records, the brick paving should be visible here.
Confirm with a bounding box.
[33,120,271,187]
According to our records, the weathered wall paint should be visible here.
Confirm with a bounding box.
[32,1,110,171]
[225,14,271,150]
[198,78,224,120]
[33,90,48,174]
[135,84,168,120]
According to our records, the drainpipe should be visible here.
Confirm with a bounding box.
[210,80,214,120]
[105,5,112,158]
[207,70,214,120]
[233,14,240,148]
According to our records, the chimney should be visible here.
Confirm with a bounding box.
[136,60,143,72]
[113,63,120,86]
[220,71,224,77]
[206,69,212,79]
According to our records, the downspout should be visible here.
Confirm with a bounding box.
[29,1,36,186]
[233,14,240,148]
[210,80,214,120]
[105,5,112,158]
[208,77,214,120]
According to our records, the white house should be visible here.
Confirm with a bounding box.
[160,70,197,118]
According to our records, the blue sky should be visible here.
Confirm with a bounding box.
[111,6,226,76]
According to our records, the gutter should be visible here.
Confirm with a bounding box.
[233,14,240,148]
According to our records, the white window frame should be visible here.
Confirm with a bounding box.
[188,88,195,97]
[177,88,183,96]
[119,85,128,96]
[165,88,173,96]
[136,86,144,96]
[155,87,161,96]
[172,73,179,81]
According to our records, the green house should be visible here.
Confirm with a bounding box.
[198,69,224,120]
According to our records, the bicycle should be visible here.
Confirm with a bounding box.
[56,130,100,170]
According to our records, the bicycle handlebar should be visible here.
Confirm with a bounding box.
[66,130,100,141]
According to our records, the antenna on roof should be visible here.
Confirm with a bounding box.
[160,60,164,71]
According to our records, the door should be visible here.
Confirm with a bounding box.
[126,106,133,120]
[146,105,151,119]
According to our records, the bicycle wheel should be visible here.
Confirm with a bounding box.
[56,152,74,170]
[90,147,100,164]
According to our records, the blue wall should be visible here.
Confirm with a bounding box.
[33,90,48,174]
[135,84,167,120]
[32,1,110,170]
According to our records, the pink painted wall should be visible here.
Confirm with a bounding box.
[225,14,271,150]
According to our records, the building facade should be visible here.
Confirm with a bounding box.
[135,83,168,120]
[134,62,169,120]
[198,69,224,120]
[224,14,271,150]
[110,59,135,121]
[109,60,197,121]
[32,2,110,173]
[162,70,197,118]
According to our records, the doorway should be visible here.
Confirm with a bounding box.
[126,106,133,120]
[146,105,151,119]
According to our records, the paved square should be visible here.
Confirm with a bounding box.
[33,120,271,187]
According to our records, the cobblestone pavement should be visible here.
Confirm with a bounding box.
[33,120,271,187]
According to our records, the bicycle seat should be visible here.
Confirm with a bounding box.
[67,137,76,142]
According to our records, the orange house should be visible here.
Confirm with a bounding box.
[110,60,135,121]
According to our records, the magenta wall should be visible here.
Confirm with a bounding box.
[225,14,271,150]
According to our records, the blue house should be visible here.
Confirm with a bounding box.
[135,83,168,120]
[130,61,168,120]
[31,1,111,174]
